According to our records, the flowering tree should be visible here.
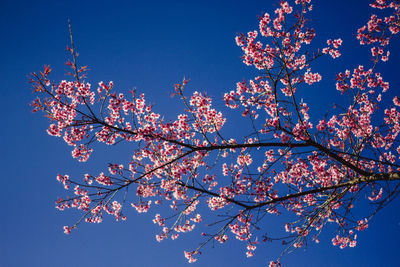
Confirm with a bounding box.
[30,0,400,265]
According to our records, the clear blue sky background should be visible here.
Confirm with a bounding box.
[1,0,400,266]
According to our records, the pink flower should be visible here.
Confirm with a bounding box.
[63,226,72,234]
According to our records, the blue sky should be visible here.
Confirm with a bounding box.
[1,0,400,266]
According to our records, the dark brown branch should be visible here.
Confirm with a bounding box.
[249,172,400,210]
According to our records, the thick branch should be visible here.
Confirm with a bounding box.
[249,172,400,210]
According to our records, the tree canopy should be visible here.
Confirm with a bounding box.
[30,0,400,265]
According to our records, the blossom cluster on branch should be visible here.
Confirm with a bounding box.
[31,0,400,265]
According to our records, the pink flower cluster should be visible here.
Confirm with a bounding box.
[30,0,400,265]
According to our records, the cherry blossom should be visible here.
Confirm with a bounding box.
[30,0,400,265]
